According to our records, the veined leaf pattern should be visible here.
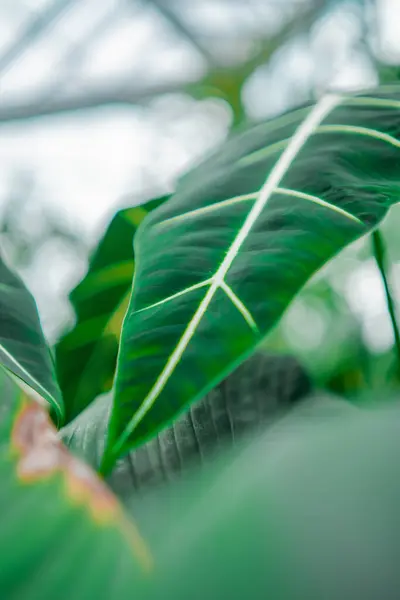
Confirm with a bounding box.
[104,87,400,465]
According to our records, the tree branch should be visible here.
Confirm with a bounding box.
[0,80,193,123]
[0,0,77,76]
[147,0,215,63]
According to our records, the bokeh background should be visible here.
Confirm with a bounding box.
[1,0,400,399]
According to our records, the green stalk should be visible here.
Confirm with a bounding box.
[372,229,400,369]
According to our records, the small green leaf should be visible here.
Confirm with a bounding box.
[55,197,168,423]
[0,252,62,420]
[0,367,151,599]
[105,86,400,464]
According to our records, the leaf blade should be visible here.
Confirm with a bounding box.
[62,353,311,490]
[0,253,62,419]
[107,86,400,462]
[0,367,151,599]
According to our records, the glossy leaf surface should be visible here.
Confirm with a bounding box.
[55,197,167,423]
[0,367,151,599]
[106,86,400,462]
[0,252,62,420]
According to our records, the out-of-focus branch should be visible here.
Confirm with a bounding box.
[147,0,215,63]
[0,0,325,124]
[0,80,194,123]
[0,0,77,76]
[31,0,130,100]
[192,0,326,123]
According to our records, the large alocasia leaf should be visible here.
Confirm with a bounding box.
[55,197,167,423]
[0,252,63,421]
[104,86,400,466]
[0,366,151,599]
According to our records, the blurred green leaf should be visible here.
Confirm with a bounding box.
[0,367,151,599]
[0,251,62,421]
[267,277,369,392]
[127,398,400,600]
[61,352,311,494]
[55,197,168,424]
[7,363,400,599]
[104,86,400,468]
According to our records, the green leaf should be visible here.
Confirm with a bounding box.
[104,86,400,465]
[133,398,400,599]
[61,353,311,493]
[0,252,63,421]
[0,367,151,599]
[55,197,168,423]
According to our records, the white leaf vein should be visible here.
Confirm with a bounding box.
[0,344,60,412]
[316,124,400,148]
[132,278,212,315]
[157,186,361,226]
[219,280,259,333]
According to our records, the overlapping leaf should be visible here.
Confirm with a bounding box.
[103,86,400,465]
[0,252,62,421]
[5,366,399,599]
[55,197,168,423]
[0,367,151,599]
[137,399,400,600]
[61,353,311,493]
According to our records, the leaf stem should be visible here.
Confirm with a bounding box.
[98,448,116,477]
[372,229,400,368]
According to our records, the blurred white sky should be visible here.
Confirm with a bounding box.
[2,0,392,236]
[0,0,400,345]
